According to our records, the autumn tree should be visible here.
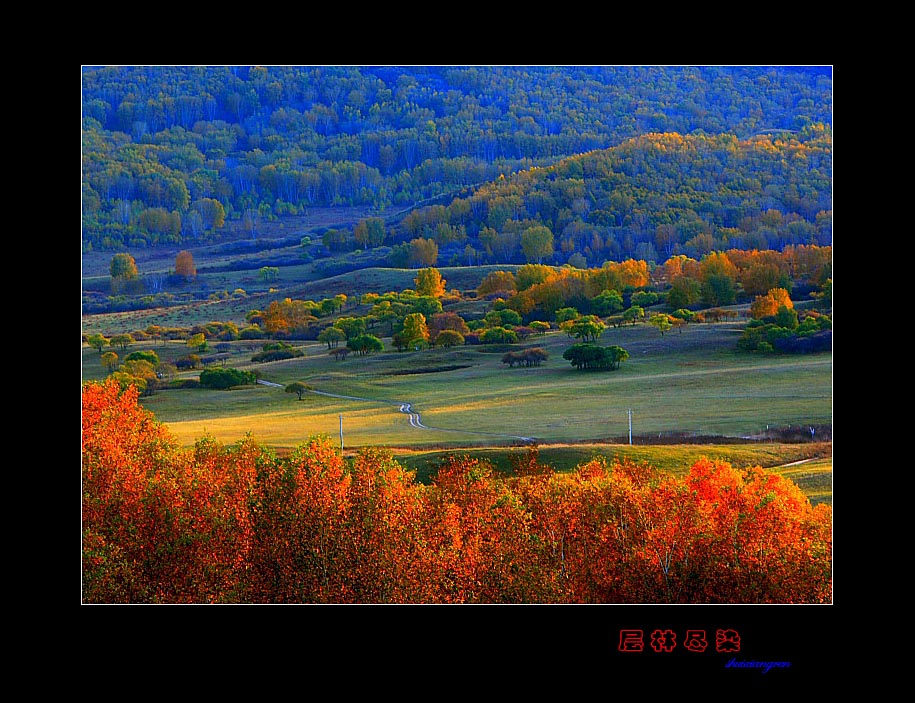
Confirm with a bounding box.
[101,351,118,372]
[428,312,470,340]
[187,333,207,352]
[477,270,516,298]
[110,253,138,280]
[175,250,196,279]
[354,217,386,248]
[122,359,158,392]
[750,288,794,320]
[409,237,439,267]
[434,330,465,348]
[192,197,226,230]
[87,333,109,352]
[110,333,134,351]
[415,267,446,298]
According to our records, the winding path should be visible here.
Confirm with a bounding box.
[257,380,535,443]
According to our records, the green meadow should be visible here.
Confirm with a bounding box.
[82,317,832,504]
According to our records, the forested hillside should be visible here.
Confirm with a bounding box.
[81,66,832,254]
[384,129,832,269]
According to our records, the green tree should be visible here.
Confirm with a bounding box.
[260,266,280,283]
[109,370,147,395]
[485,309,523,328]
[318,327,347,349]
[570,316,606,342]
[590,289,624,316]
[409,296,443,319]
[347,334,384,356]
[666,276,702,309]
[333,317,367,341]
[110,333,135,351]
[521,225,554,264]
[323,228,348,252]
[622,306,644,325]
[401,312,430,348]
[199,367,255,389]
[285,381,311,400]
[125,350,159,365]
[649,313,674,335]
[87,334,109,353]
[555,307,580,324]
[481,326,519,344]
[563,343,629,370]
[434,330,465,348]
[101,351,118,372]
[702,273,737,307]
[774,306,799,330]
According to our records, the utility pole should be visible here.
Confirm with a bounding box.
[628,408,632,446]
[340,414,344,452]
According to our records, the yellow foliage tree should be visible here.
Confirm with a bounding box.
[415,267,446,298]
[750,287,793,319]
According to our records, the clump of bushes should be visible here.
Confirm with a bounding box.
[738,311,832,354]
[199,367,257,389]
[251,342,305,363]
[501,348,549,368]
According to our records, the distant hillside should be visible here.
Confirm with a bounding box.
[382,128,832,268]
[81,65,832,252]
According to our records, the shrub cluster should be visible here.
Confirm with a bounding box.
[199,367,256,389]
[251,342,305,363]
[501,348,549,368]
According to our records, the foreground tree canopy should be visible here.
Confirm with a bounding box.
[82,379,832,604]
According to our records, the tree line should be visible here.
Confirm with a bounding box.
[82,65,831,251]
[82,378,832,604]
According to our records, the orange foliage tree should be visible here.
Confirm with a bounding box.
[82,379,831,604]
[750,287,794,319]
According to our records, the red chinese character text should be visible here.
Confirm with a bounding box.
[684,630,708,652]
[618,630,644,652]
[715,629,741,653]
[650,629,677,652]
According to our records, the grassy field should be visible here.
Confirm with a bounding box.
[82,315,832,505]
[83,321,831,447]
[82,233,832,507]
